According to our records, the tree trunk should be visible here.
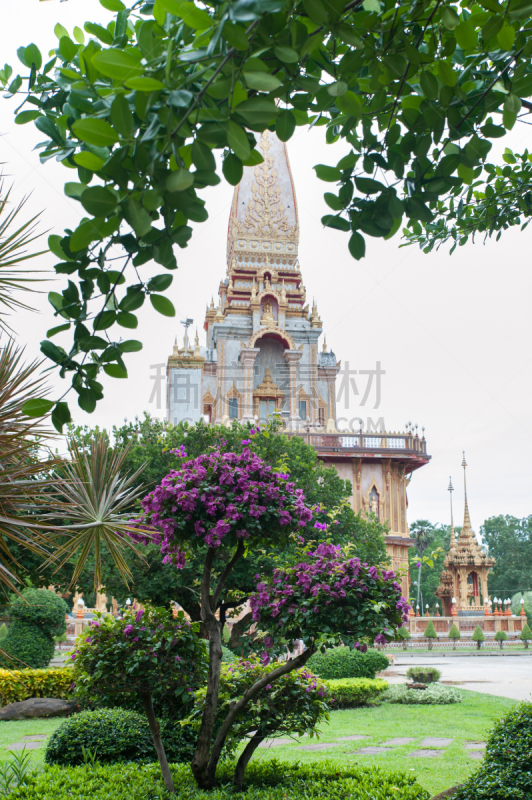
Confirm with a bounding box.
[499,640,503,650]
[140,690,175,794]
[192,550,224,790]
[453,641,456,650]
[525,640,529,649]
[428,639,432,650]
[232,732,265,790]
[476,640,481,650]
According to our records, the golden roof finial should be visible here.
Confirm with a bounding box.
[209,297,215,311]
[194,328,200,356]
[322,337,328,354]
[448,476,456,547]
[462,451,471,533]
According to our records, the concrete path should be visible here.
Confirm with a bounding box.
[386,654,532,701]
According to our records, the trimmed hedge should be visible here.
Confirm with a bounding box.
[45,708,196,766]
[325,677,388,707]
[0,668,73,707]
[306,647,389,679]
[453,701,532,800]
[382,683,463,705]
[6,759,431,800]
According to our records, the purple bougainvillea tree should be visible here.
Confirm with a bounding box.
[130,445,408,789]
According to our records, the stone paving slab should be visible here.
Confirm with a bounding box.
[357,746,394,755]
[408,749,444,758]
[382,738,416,746]
[6,742,42,751]
[420,737,453,747]
[336,735,370,742]
[298,743,339,751]
[258,739,293,748]
[465,742,486,750]
[468,751,484,760]
[20,736,47,742]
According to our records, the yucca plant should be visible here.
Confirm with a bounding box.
[42,434,149,590]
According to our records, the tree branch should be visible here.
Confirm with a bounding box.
[206,646,315,776]
[212,540,245,610]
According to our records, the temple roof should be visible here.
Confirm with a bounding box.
[226,130,299,269]
[204,130,315,329]
[439,455,495,575]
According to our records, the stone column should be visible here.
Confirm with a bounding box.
[239,347,259,423]
[283,350,303,430]
[479,570,489,606]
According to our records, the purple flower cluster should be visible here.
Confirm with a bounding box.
[249,543,410,647]
[128,448,313,567]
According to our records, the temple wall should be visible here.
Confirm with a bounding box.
[167,367,203,425]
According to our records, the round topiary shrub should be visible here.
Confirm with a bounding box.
[45,708,197,766]
[0,589,68,669]
[306,646,389,679]
[221,645,237,663]
[454,701,532,799]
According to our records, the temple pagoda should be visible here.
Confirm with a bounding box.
[166,130,431,595]
[436,454,495,615]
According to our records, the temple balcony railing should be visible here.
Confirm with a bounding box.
[285,430,428,458]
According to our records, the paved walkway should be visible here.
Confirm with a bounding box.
[386,654,532,701]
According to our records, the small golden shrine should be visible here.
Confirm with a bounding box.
[436,454,495,616]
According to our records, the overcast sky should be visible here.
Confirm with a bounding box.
[1,0,531,538]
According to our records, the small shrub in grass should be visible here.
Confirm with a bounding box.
[448,622,461,649]
[472,626,485,650]
[306,647,389,679]
[520,622,532,648]
[382,683,462,705]
[406,666,441,684]
[45,708,196,766]
[325,678,387,707]
[4,759,431,800]
[453,701,532,800]
[396,626,411,650]
[494,630,508,650]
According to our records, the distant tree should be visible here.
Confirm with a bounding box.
[408,520,451,610]
[482,516,532,596]
[424,620,438,651]
[70,416,388,648]
[494,630,508,650]
[448,623,461,651]
[520,623,532,650]
[511,592,532,626]
[472,626,485,651]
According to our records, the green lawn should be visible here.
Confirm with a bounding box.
[252,690,515,796]
[0,690,515,797]
[0,718,61,769]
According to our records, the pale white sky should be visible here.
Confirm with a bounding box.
[1,0,531,535]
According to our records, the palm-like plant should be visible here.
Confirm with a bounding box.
[0,185,44,328]
[0,188,148,595]
[0,341,57,594]
[43,434,149,589]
